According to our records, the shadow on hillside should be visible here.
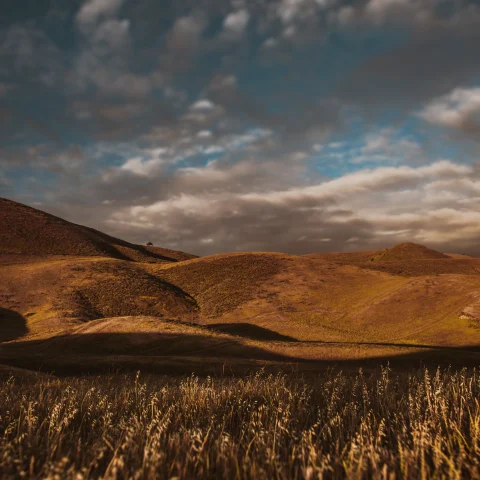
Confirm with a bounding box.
[0,331,291,361]
[207,323,298,342]
[81,225,185,263]
[0,308,28,343]
[1,331,480,376]
[302,340,480,352]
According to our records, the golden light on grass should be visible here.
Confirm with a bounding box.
[0,368,479,479]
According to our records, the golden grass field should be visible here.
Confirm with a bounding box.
[1,368,479,479]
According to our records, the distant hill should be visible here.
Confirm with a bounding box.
[373,243,449,261]
[306,242,480,276]
[0,198,196,263]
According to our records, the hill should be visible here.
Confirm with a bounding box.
[306,242,480,276]
[1,316,289,361]
[373,242,449,261]
[1,199,480,373]
[0,198,195,262]
[2,243,480,362]
[0,257,200,339]
[155,253,480,348]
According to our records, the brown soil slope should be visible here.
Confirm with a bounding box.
[0,198,195,262]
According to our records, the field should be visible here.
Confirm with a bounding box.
[0,367,479,479]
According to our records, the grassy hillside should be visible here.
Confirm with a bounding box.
[2,198,480,371]
[306,242,480,276]
[2,248,480,361]
[0,198,195,262]
[154,253,480,348]
[0,257,199,338]
[157,252,285,317]
[1,316,292,365]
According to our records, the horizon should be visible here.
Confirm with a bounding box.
[2,195,474,257]
[1,0,480,256]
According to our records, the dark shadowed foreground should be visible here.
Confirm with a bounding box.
[0,368,479,479]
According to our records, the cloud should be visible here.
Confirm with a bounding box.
[3,0,480,257]
[163,14,208,73]
[334,0,480,30]
[336,31,480,118]
[349,128,424,165]
[223,9,250,36]
[119,155,163,177]
[190,99,216,111]
[418,86,480,135]
[98,159,479,255]
[323,2,480,121]
[90,18,131,50]
[76,0,124,29]
[197,130,213,138]
[0,83,13,96]
[0,25,64,86]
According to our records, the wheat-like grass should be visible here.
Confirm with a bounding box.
[0,367,479,479]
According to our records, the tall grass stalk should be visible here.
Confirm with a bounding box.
[0,367,479,479]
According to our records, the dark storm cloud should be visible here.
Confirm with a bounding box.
[338,30,480,114]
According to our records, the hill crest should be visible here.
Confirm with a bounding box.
[373,242,449,262]
[0,198,196,263]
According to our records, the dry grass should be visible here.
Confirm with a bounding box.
[307,244,480,276]
[212,257,480,347]
[374,243,449,261]
[0,258,200,338]
[3,252,480,350]
[0,368,479,479]
[56,262,199,322]
[157,253,284,318]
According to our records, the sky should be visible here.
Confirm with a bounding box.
[1,0,480,256]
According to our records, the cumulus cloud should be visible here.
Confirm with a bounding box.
[76,0,124,29]
[190,99,216,111]
[223,9,250,36]
[162,14,208,73]
[418,87,480,135]
[99,160,480,255]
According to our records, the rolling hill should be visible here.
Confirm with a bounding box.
[306,242,480,276]
[0,198,195,262]
[1,198,480,373]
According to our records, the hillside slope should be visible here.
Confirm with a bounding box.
[0,198,195,262]
[2,248,480,350]
[2,199,480,368]
[149,251,480,348]
[306,242,480,276]
[0,257,200,338]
